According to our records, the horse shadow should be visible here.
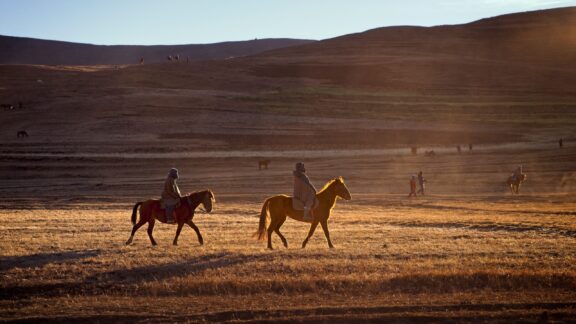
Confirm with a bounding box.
[0,249,101,272]
[85,252,274,285]
[2,252,274,300]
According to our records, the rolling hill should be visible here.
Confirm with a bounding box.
[250,7,576,95]
[0,35,315,65]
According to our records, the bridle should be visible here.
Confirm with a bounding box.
[188,191,212,213]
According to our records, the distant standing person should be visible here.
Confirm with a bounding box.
[469,144,473,151]
[559,138,563,148]
[417,171,426,196]
[408,175,417,198]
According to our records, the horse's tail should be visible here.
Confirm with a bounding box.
[254,198,272,241]
[131,202,143,225]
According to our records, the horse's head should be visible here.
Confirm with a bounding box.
[201,189,216,213]
[333,177,352,200]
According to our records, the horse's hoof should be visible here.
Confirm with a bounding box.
[329,245,335,249]
[173,243,178,246]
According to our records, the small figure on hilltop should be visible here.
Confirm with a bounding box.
[16,130,29,138]
[258,159,271,170]
[559,138,563,148]
[161,168,182,224]
[417,171,426,196]
[408,175,417,198]
[139,57,144,64]
[293,162,317,221]
[469,144,473,151]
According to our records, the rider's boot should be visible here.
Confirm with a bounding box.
[166,206,175,224]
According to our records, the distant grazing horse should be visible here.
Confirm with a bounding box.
[507,174,526,194]
[258,159,271,170]
[255,177,351,249]
[16,130,28,138]
[126,190,215,246]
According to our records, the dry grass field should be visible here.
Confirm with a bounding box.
[1,195,575,322]
[1,147,576,322]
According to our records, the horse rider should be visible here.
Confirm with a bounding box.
[417,171,426,196]
[293,162,317,221]
[161,168,182,224]
[512,165,523,182]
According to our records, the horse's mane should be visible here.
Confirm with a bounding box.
[186,189,214,200]
[317,177,344,194]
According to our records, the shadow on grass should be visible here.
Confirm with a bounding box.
[0,249,102,272]
[85,251,275,285]
[1,252,274,300]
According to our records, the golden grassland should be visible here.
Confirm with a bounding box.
[1,195,575,322]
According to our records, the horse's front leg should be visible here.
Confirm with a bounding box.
[320,219,334,248]
[187,220,204,245]
[173,222,184,246]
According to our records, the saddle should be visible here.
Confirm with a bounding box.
[291,197,319,211]
[160,198,181,210]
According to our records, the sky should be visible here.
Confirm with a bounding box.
[1,0,575,45]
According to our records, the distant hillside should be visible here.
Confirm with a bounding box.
[251,7,576,95]
[0,36,315,65]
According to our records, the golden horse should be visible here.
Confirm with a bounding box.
[255,177,351,249]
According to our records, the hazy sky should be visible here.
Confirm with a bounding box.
[1,0,575,45]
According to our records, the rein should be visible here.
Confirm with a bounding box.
[187,192,208,213]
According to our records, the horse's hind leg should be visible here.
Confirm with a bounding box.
[302,220,319,249]
[187,220,203,245]
[320,219,334,249]
[274,217,288,248]
[173,222,184,246]
[267,224,275,250]
[126,219,147,245]
[147,219,157,246]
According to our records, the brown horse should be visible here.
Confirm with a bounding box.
[255,177,351,249]
[126,190,215,246]
[507,174,526,194]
